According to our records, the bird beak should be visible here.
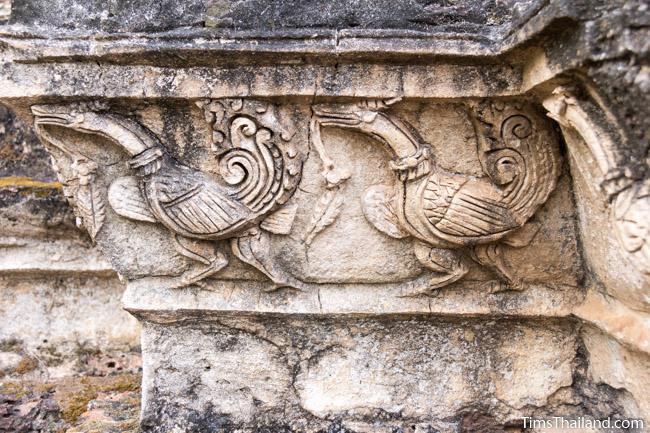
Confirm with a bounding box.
[31,105,80,126]
[312,104,364,127]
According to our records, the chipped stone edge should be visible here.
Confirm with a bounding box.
[574,289,650,356]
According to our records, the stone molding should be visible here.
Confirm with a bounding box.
[2,1,650,429]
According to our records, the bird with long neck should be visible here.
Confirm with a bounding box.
[31,104,307,290]
[311,99,560,293]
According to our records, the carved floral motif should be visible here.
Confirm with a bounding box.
[613,180,650,276]
[33,109,108,242]
[70,158,105,240]
[302,188,345,246]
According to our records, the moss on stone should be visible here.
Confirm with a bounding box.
[101,374,140,393]
[0,337,22,352]
[0,381,28,399]
[60,382,99,423]
[14,355,38,374]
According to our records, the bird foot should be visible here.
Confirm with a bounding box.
[400,287,442,298]
[487,279,525,294]
[400,275,457,297]
[177,252,228,288]
[261,283,304,293]
[411,242,469,296]
[428,273,465,290]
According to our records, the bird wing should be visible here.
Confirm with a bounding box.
[108,176,157,223]
[434,178,518,240]
[421,172,464,225]
[362,184,410,239]
[153,170,250,237]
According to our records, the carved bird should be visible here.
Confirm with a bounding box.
[312,99,561,293]
[32,103,307,290]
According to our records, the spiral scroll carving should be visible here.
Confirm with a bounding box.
[501,114,533,142]
[198,99,307,214]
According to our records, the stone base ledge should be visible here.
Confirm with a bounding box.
[123,279,581,320]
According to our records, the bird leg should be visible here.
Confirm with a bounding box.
[472,222,541,292]
[412,241,469,295]
[172,234,228,288]
[231,228,307,292]
[471,243,522,293]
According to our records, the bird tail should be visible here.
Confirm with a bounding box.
[210,101,307,216]
[469,101,561,225]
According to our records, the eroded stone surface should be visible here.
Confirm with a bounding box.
[141,317,581,432]
[7,0,540,33]
[1,0,649,431]
[0,275,140,380]
[582,325,650,422]
[0,374,140,433]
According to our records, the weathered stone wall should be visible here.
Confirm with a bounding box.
[6,0,536,32]
[0,104,140,380]
[0,0,9,22]
[0,1,649,432]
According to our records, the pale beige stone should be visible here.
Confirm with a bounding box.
[1,4,649,430]
[583,326,650,421]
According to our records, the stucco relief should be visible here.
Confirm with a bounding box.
[2,2,648,430]
[33,99,310,289]
[544,87,650,283]
[312,99,561,293]
[32,98,569,296]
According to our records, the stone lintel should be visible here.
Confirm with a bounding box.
[3,1,650,429]
[0,62,525,101]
